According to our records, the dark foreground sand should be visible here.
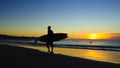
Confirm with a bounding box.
[0,44,120,68]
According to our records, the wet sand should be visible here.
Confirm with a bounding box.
[0,44,120,68]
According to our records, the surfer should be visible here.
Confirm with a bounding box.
[46,26,54,53]
[90,40,92,43]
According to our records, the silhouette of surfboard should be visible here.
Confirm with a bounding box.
[38,33,68,42]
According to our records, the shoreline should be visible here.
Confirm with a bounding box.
[0,44,120,68]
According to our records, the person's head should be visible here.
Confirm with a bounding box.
[48,26,51,30]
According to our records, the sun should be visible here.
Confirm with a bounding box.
[79,33,110,40]
[88,33,100,40]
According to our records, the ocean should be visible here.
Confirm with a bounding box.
[53,39,120,51]
[1,39,120,51]
[54,39,120,46]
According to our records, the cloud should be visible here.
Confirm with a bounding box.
[110,36,120,39]
[108,33,120,39]
[108,33,120,35]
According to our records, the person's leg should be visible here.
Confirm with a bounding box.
[50,42,54,53]
[46,42,50,52]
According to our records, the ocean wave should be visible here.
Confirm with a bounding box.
[54,44,120,52]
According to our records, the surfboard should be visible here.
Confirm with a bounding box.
[38,33,68,42]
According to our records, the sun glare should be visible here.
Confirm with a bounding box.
[88,33,100,39]
[71,33,110,40]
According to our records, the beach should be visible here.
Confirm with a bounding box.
[0,43,120,68]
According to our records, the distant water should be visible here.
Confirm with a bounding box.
[0,39,120,51]
[53,39,120,51]
[54,39,120,46]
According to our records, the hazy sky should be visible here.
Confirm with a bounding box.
[0,0,120,39]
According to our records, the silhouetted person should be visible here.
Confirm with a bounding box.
[46,26,54,53]
[89,40,92,44]
[34,39,37,43]
[90,40,92,43]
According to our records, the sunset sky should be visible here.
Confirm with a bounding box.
[0,0,120,39]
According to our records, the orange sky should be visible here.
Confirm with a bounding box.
[1,31,120,40]
[68,32,120,40]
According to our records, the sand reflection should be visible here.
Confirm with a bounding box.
[11,44,120,64]
[55,47,120,64]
